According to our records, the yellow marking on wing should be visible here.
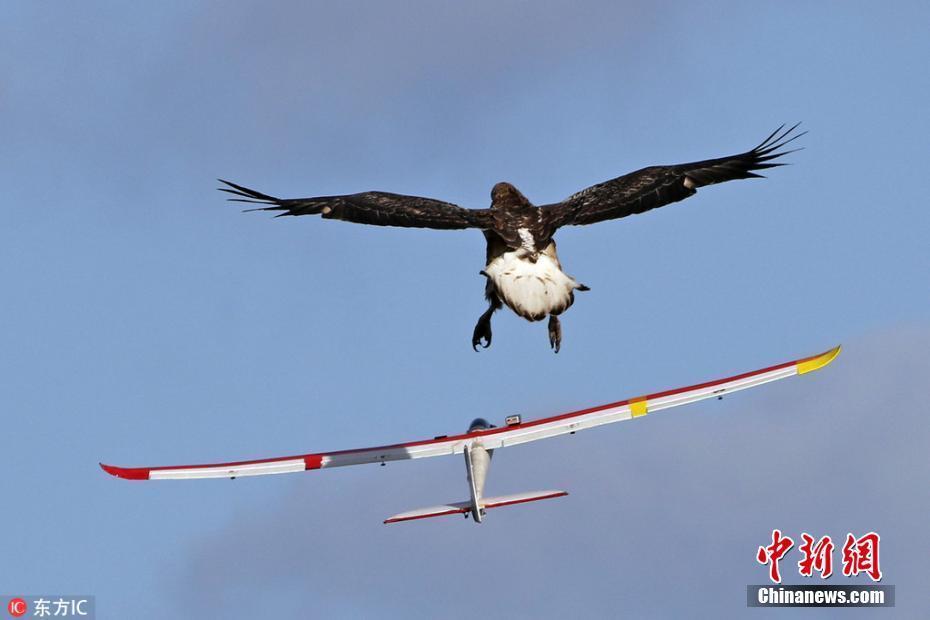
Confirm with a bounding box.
[630,399,649,417]
[797,345,842,375]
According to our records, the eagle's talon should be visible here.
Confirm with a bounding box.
[548,315,562,354]
[471,336,491,351]
[472,317,493,351]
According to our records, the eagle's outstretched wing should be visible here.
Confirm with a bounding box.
[219,180,491,230]
[540,123,804,229]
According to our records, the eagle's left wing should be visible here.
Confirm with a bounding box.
[219,180,491,230]
[540,123,803,229]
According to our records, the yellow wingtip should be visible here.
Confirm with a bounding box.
[797,345,842,375]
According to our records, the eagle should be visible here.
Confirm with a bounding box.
[220,124,802,353]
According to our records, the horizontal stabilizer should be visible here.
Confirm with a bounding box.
[383,501,471,524]
[384,490,567,524]
[482,490,568,509]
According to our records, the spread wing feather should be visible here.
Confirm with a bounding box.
[541,123,804,228]
[219,180,491,230]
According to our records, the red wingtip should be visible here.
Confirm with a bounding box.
[100,463,150,480]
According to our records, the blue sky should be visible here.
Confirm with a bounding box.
[1,2,928,617]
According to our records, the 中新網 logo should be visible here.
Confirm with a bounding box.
[756,530,882,582]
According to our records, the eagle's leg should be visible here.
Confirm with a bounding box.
[472,283,502,351]
[548,315,562,354]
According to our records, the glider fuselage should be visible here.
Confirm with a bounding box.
[465,417,494,523]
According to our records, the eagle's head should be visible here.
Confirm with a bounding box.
[491,182,531,208]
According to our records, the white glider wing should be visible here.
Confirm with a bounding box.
[101,346,840,481]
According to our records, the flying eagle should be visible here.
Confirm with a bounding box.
[220,124,802,353]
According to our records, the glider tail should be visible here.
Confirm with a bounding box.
[383,490,568,524]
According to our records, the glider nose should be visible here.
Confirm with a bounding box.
[468,417,493,432]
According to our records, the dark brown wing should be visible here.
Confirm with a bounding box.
[219,180,491,230]
[541,124,804,229]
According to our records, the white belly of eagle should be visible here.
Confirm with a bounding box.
[485,250,581,322]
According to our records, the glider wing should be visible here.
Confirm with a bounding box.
[101,346,839,481]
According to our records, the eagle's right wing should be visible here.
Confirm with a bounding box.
[540,124,803,229]
[219,179,491,230]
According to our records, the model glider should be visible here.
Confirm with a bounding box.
[101,345,838,524]
[220,124,803,353]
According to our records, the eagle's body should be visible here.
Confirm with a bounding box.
[484,237,581,321]
[481,183,586,327]
[221,124,802,352]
